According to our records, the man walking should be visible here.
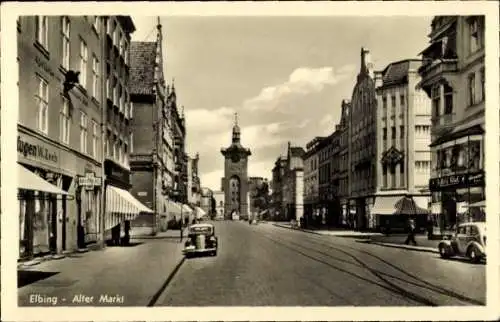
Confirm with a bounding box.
[405,218,417,246]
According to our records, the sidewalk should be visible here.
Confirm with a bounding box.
[131,228,187,240]
[18,238,185,306]
[272,222,383,238]
[367,234,440,254]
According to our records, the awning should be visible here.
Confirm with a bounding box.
[195,206,207,218]
[467,200,485,208]
[18,164,69,195]
[182,204,193,214]
[106,186,152,215]
[371,196,402,215]
[394,196,429,215]
[260,209,269,215]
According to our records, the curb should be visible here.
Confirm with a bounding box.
[272,223,380,239]
[147,256,186,306]
[368,241,439,254]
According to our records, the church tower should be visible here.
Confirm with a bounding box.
[221,113,251,219]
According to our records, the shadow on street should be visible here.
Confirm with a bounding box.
[18,270,59,288]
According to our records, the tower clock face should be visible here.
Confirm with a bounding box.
[231,153,240,163]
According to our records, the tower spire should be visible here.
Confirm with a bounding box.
[234,112,238,127]
[232,112,241,144]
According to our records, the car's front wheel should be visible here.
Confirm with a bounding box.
[468,246,480,263]
[439,245,450,259]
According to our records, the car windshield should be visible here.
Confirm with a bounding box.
[189,226,212,234]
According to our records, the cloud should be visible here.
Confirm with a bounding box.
[185,106,235,134]
[243,66,354,112]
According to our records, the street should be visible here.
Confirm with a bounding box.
[156,221,485,306]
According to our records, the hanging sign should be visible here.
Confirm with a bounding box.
[77,173,102,190]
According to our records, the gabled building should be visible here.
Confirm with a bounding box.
[418,16,485,233]
[271,156,287,221]
[335,100,351,227]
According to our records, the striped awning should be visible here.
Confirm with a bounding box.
[105,185,153,231]
[195,206,207,219]
[182,204,193,214]
[394,196,429,215]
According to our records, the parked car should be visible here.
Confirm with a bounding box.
[438,222,486,263]
[183,223,218,258]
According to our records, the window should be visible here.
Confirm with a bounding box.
[431,85,441,118]
[80,112,88,153]
[468,18,481,54]
[92,120,99,159]
[468,73,476,106]
[92,55,99,100]
[382,128,387,140]
[400,94,405,107]
[391,127,396,140]
[79,39,88,88]
[113,138,118,160]
[444,84,453,114]
[382,97,387,110]
[391,95,396,108]
[93,16,100,32]
[60,98,70,144]
[35,16,48,49]
[61,17,70,69]
[400,126,404,139]
[130,133,134,153]
[118,141,123,164]
[400,164,405,187]
[36,76,49,134]
[480,68,485,102]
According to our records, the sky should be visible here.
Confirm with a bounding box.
[131,16,433,192]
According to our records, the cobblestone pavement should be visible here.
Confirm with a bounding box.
[157,221,485,306]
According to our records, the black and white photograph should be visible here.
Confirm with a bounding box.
[1,1,499,321]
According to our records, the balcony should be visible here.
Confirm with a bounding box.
[431,112,456,129]
[419,58,458,81]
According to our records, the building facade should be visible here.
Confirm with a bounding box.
[200,187,213,218]
[418,16,485,233]
[317,132,336,227]
[187,153,201,207]
[212,190,224,219]
[17,15,106,257]
[348,48,378,230]
[221,115,251,219]
[16,15,150,259]
[271,156,287,221]
[282,142,305,223]
[302,137,322,227]
[128,21,172,235]
[334,100,351,227]
[372,59,432,231]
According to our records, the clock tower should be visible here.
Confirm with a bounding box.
[221,113,251,219]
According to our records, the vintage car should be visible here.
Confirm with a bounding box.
[438,222,486,263]
[183,223,218,257]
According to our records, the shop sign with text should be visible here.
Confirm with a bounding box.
[429,171,484,191]
[17,135,58,164]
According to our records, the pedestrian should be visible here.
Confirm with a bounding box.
[404,218,417,246]
[180,224,184,243]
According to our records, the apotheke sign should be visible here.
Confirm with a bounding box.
[17,135,58,163]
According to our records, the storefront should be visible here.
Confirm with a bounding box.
[104,159,153,244]
[76,171,102,247]
[429,123,485,234]
[17,130,76,259]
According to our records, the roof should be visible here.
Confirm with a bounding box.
[129,42,157,96]
[190,223,214,228]
[290,147,305,158]
[379,59,422,88]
